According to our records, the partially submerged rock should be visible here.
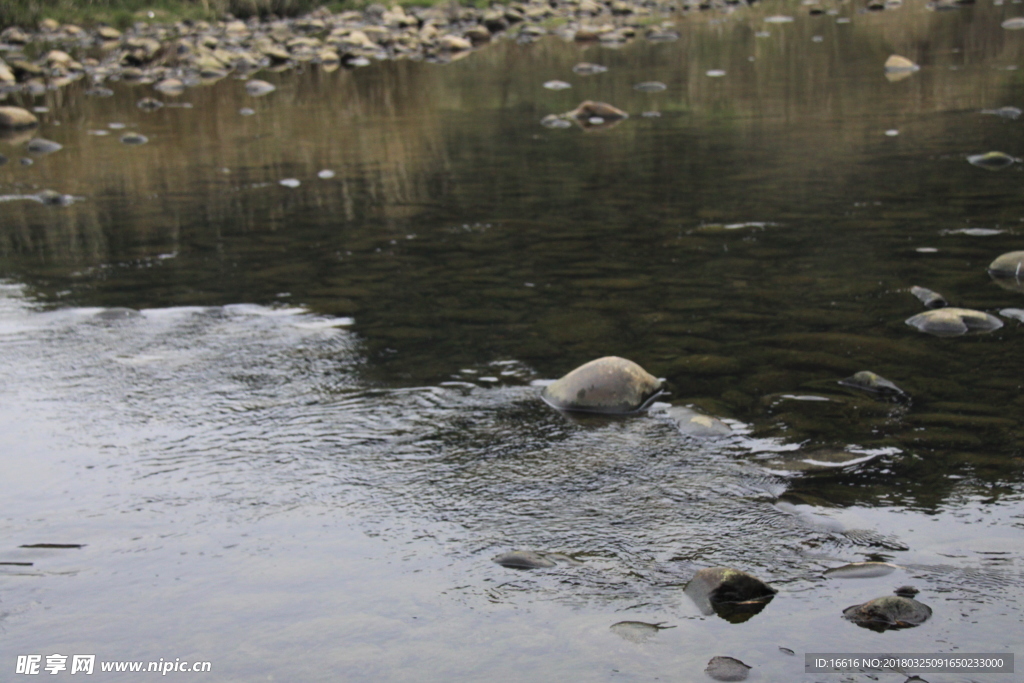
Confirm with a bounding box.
[492,550,580,569]
[843,594,932,631]
[0,106,38,129]
[663,405,732,438]
[968,151,1017,170]
[685,567,777,623]
[838,371,907,399]
[884,54,919,73]
[572,62,608,75]
[25,138,62,155]
[541,356,662,414]
[634,81,667,92]
[910,285,947,309]
[989,251,1024,278]
[905,308,1003,337]
[705,656,752,682]
[566,100,629,122]
[245,79,276,97]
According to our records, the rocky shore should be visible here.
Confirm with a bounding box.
[0,0,714,97]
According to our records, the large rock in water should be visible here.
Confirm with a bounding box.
[905,308,1003,337]
[843,595,931,631]
[0,106,38,129]
[567,100,628,121]
[540,356,662,414]
[684,567,777,623]
[989,251,1024,278]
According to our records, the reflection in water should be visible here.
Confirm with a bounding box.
[1,0,1024,678]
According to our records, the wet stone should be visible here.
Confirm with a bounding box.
[35,189,73,206]
[0,106,38,129]
[154,78,185,95]
[843,595,932,631]
[910,285,946,309]
[245,79,276,97]
[1000,308,1024,322]
[1002,16,1024,28]
[905,308,1003,337]
[838,371,907,399]
[566,100,628,121]
[120,133,149,145]
[572,62,608,75]
[540,114,572,129]
[968,151,1016,170]
[609,621,675,643]
[685,567,777,623]
[543,80,572,90]
[705,656,752,682]
[634,81,667,92]
[982,106,1022,119]
[137,97,164,111]
[540,356,662,414]
[662,405,732,438]
[988,251,1024,278]
[492,550,555,569]
[884,54,919,72]
[823,561,899,579]
[85,87,114,97]
[26,138,62,155]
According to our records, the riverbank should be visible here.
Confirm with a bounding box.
[0,0,697,99]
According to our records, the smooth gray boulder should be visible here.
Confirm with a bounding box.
[541,356,662,414]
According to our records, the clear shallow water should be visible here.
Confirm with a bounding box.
[2,0,1024,680]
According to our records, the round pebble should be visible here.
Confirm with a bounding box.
[279,178,301,188]
[317,169,335,179]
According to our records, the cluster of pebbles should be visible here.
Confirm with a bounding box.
[0,0,736,97]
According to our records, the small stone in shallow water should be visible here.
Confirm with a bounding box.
[279,178,301,188]
[885,129,899,136]
[154,78,185,95]
[641,111,662,118]
[905,307,1003,336]
[566,101,629,122]
[705,656,752,681]
[245,79,276,97]
[910,285,947,309]
[823,561,899,579]
[85,87,114,97]
[838,370,907,398]
[540,114,572,129]
[982,106,1022,119]
[1002,16,1024,28]
[26,138,62,155]
[764,14,795,22]
[239,108,256,116]
[943,227,1003,236]
[120,133,148,145]
[541,356,662,414]
[543,79,572,90]
[662,405,732,438]
[572,62,608,75]
[609,621,675,643]
[318,169,335,179]
[0,106,38,129]
[492,550,556,569]
[968,151,1017,169]
[634,81,667,92]
[136,97,164,111]
[706,70,727,77]
[109,122,126,129]
[1000,308,1024,322]
[843,595,931,631]
[885,54,919,72]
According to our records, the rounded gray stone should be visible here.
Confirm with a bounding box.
[541,356,662,414]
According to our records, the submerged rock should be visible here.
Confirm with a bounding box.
[541,356,662,414]
[120,133,149,145]
[1002,16,1024,29]
[968,151,1017,170]
[823,561,899,579]
[905,308,1003,337]
[136,97,164,111]
[910,285,947,309]
[540,114,572,129]
[982,106,1022,119]
[662,405,732,438]
[1000,308,1024,322]
[705,656,751,682]
[843,594,932,631]
[0,106,38,129]
[685,567,777,623]
[609,621,675,643]
[838,371,907,399]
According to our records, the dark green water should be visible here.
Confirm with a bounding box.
[1,1,1023,680]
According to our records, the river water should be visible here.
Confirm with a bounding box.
[1,1,1023,681]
